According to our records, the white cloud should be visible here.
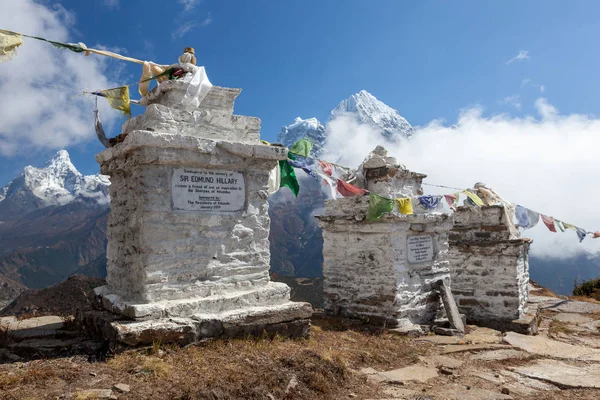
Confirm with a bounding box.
[322,98,600,260]
[201,13,213,27]
[177,0,201,12]
[540,85,545,93]
[0,0,121,157]
[521,78,531,88]
[171,21,198,40]
[505,50,530,65]
[103,0,120,9]
[502,95,521,109]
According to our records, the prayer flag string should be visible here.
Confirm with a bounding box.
[269,136,599,243]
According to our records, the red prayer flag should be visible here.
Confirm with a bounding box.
[444,194,457,211]
[337,179,367,197]
[541,214,557,233]
[593,231,600,239]
[319,160,333,176]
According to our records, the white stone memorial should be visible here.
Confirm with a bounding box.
[448,189,536,333]
[317,147,453,331]
[87,64,312,346]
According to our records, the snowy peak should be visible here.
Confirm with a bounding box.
[0,150,110,212]
[330,90,413,140]
[278,117,327,156]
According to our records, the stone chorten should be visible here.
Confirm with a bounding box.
[448,185,535,333]
[91,80,312,346]
[317,147,453,330]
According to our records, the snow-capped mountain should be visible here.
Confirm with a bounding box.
[330,90,413,139]
[277,90,413,156]
[0,150,110,216]
[277,117,327,156]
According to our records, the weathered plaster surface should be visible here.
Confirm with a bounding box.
[448,206,531,322]
[318,148,452,328]
[93,82,312,338]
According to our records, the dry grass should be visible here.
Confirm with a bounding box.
[548,320,575,336]
[0,365,77,391]
[568,295,600,304]
[104,321,429,399]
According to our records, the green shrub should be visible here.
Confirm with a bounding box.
[573,277,600,300]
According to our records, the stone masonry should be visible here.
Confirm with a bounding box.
[317,148,453,330]
[87,80,312,347]
[448,204,532,330]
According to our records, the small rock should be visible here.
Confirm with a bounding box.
[89,372,97,377]
[113,383,130,393]
[439,366,454,375]
[501,388,510,395]
[285,374,299,394]
[267,394,275,400]
[348,393,357,398]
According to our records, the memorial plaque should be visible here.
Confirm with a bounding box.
[407,235,434,263]
[172,168,245,212]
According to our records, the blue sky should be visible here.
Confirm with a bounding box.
[1,0,600,181]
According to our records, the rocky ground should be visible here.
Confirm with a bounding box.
[0,285,599,399]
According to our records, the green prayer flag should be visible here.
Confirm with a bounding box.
[279,160,299,197]
[367,193,394,221]
[555,220,566,232]
[289,138,313,158]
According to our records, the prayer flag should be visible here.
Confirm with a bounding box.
[100,86,131,117]
[289,138,313,158]
[526,209,540,229]
[541,214,557,232]
[418,195,442,210]
[576,227,587,242]
[288,158,317,178]
[396,197,414,215]
[444,194,458,211]
[0,30,23,63]
[318,160,333,176]
[367,193,394,221]
[555,220,566,232]
[593,232,600,239]
[462,190,485,206]
[515,205,530,228]
[337,179,367,197]
[563,222,576,230]
[279,160,299,197]
[316,172,338,199]
[267,165,280,195]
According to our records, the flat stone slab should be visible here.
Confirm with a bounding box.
[376,365,438,384]
[470,349,531,361]
[503,332,600,361]
[552,313,594,324]
[418,354,463,369]
[528,296,563,306]
[513,359,600,388]
[441,344,512,354]
[438,387,513,400]
[7,316,65,340]
[552,300,600,314]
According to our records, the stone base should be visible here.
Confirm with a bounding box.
[95,282,294,320]
[77,301,312,349]
[466,304,539,335]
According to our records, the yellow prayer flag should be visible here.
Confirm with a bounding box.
[462,190,485,206]
[562,222,576,230]
[0,30,24,63]
[396,197,414,215]
[101,86,131,117]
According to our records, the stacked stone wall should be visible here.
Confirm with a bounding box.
[448,205,530,323]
